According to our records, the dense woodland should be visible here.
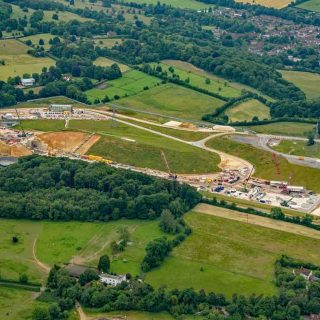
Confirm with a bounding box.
[0,155,201,221]
[33,255,320,319]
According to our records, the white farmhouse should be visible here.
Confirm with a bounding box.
[99,273,126,287]
[21,78,35,86]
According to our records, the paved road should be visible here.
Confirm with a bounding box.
[89,109,253,175]
[233,134,320,169]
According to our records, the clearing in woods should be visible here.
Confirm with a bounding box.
[0,39,54,81]
[235,0,291,8]
[226,99,270,122]
[297,0,320,12]
[205,135,320,192]
[281,70,320,100]
[118,83,225,121]
[93,57,131,73]
[145,210,320,297]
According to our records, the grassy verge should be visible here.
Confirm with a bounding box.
[272,139,320,158]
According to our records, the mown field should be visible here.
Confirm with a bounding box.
[226,99,270,122]
[153,62,242,98]
[297,0,320,12]
[206,135,320,192]
[118,83,225,121]
[86,69,161,102]
[146,209,320,297]
[235,0,291,8]
[17,119,221,173]
[0,39,55,81]
[245,122,316,137]
[93,57,131,73]
[281,70,320,100]
[272,139,320,159]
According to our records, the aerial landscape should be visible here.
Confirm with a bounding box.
[1,0,320,319]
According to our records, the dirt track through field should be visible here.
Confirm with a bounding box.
[32,238,50,274]
[195,203,320,240]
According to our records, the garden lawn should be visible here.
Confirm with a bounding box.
[146,210,320,297]
[206,135,320,192]
[118,83,225,121]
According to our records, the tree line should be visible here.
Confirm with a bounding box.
[0,155,201,221]
[32,254,320,319]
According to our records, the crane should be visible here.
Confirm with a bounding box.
[14,107,26,137]
[161,150,177,180]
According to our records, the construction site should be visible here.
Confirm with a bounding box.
[1,104,320,215]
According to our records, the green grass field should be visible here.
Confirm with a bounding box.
[93,57,131,73]
[206,135,320,192]
[86,310,177,320]
[297,0,320,12]
[153,62,241,98]
[122,0,209,9]
[163,60,274,101]
[17,119,221,173]
[118,83,225,121]
[123,119,211,141]
[245,122,316,137]
[146,210,320,297]
[0,217,168,320]
[272,139,320,159]
[0,40,55,81]
[0,287,47,320]
[11,3,91,23]
[86,69,161,102]
[281,70,320,100]
[37,220,167,276]
[20,34,58,50]
[226,99,270,122]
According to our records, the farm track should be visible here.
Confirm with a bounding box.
[195,203,320,239]
[32,238,50,274]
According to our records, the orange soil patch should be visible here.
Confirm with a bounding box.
[37,132,89,153]
[77,134,100,155]
[0,141,32,157]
